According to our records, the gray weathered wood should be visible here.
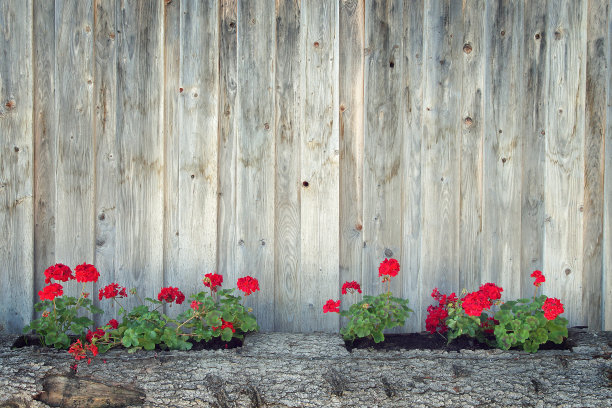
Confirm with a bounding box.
[115,0,164,309]
[274,0,302,332]
[544,0,587,323]
[93,0,118,325]
[300,0,340,332]
[0,0,33,333]
[520,0,548,300]
[604,1,612,330]
[482,0,524,298]
[582,0,608,330]
[362,0,403,303]
[236,0,276,330]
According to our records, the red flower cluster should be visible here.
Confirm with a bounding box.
[106,319,119,329]
[461,283,503,317]
[237,276,260,296]
[44,263,74,284]
[157,287,185,304]
[425,288,458,334]
[323,299,340,313]
[212,319,235,333]
[74,263,100,283]
[378,258,400,278]
[481,317,499,334]
[38,283,64,301]
[86,328,105,343]
[98,283,128,300]
[191,300,202,311]
[203,273,223,292]
[542,297,564,320]
[341,281,362,295]
[68,339,98,364]
[531,270,545,287]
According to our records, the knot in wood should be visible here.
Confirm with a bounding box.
[463,43,472,54]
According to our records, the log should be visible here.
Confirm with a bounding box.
[0,329,610,407]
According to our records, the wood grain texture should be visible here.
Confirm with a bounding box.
[274,0,301,332]
[55,0,95,298]
[521,0,548,299]
[33,0,57,303]
[459,0,485,292]
[582,0,607,330]
[299,0,340,332]
[604,1,612,330]
[94,0,118,324]
[401,0,424,332]
[339,0,364,323]
[217,0,238,287]
[0,0,33,333]
[420,0,462,312]
[544,0,587,324]
[174,0,219,300]
[115,0,164,308]
[482,0,524,298]
[236,0,276,330]
[362,0,403,302]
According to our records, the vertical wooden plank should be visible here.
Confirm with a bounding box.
[94,0,118,323]
[420,0,462,317]
[362,0,403,301]
[603,2,612,330]
[339,0,364,318]
[236,1,276,330]
[55,0,95,297]
[544,0,587,326]
[459,0,485,292]
[0,0,33,333]
[401,0,423,332]
[116,0,164,308]
[217,0,237,287]
[582,0,608,330]
[521,0,548,298]
[174,0,219,299]
[482,0,523,299]
[300,0,339,332]
[274,0,301,332]
[163,0,180,313]
[33,0,56,304]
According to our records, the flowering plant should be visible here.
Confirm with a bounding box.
[426,270,568,352]
[22,263,103,349]
[324,258,412,343]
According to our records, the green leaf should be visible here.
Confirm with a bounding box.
[221,327,233,342]
[372,330,385,343]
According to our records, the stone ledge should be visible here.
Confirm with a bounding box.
[0,329,610,407]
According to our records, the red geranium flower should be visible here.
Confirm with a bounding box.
[237,276,260,296]
[98,283,128,300]
[323,299,341,313]
[157,287,185,304]
[86,328,105,343]
[341,281,362,295]
[531,270,545,287]
[74,263,100,283]
[38,283,63,301]
[68,340,86,361]
[462,291,491,317]
[106,319,119,329]
[426,304,449,334]
[203,273,223,292]
[191,300,202,311]
[542,297,564,320]
[44,263,74,284]
[212,319,235,333]
[378,258,400,278]
[479,283,503,301]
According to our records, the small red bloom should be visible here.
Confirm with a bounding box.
[68,340,87,361]
[323,299,341,313]
[86,328,105,343]
[74,263,100,283]
[157,287,185,304]
[43,263,74,284]
[542,297,564,320]
[98,283,128,300]
[481,317,499,334]
[107,319,119,329]
[531,270,545,287]
[426,304,449,334]
[479,283,503,301]
[237,276,260,296]
[82,292,89,299]
[341,281,362,295]
[42,311,50,318]
[378,258,400,278]
[203,273,223,292]
[191,300,202,311]
[38,283,63,301]
[212,319,235,333]
[462,291,491,317]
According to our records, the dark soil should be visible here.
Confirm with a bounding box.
[344,332,576,353]
[11,334,243,351]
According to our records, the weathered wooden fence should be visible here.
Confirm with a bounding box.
[1,0,611,334]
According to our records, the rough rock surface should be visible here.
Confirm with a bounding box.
[0,329,611,407]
